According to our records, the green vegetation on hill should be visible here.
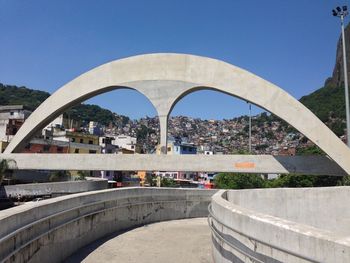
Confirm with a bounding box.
[300,85,346,136]
[0,83,118,126]
[0,83,50,111]
[0,79,347,135]
[300,85,346,121]
[65,104,115,126]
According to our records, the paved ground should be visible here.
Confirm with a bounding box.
[65,218,213,263]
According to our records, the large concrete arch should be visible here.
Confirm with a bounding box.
[4,53,350,174]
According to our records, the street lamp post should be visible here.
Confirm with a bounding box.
[248,102,252,153]
[333,6,350,147]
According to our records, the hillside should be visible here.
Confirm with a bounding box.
[0,80,346,137]
[299,23,350,137]
[0,83,50,112]
[0,83,118,126]
[300,85,345,136]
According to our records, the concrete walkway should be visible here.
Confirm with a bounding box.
[66,218,213,263]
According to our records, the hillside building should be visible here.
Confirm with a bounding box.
[112,135,137,153]
[0,105,31,152]
[156,137,197,155]
[0,105,31,142]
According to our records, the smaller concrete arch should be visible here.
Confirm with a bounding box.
[9,84,162,151]
[166,86,264,118]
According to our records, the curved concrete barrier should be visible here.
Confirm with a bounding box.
[1,179,108,199]
[0,187,216,263]
[209,187,350,263]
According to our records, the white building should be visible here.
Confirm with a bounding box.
[0,105,31,141]
[112,135,137,152]
[44,114,80,130]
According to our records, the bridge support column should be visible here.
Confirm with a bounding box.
[159,115,168,154]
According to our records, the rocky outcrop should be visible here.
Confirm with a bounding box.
[327,23,350,87]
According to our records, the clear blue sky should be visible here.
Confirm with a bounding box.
[0,0,347,119]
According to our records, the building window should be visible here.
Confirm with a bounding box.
[25,143,31,150]
[71,138,75,142]
[80,139,84,143]
[88,140,93,144]
[10,112,14,116]
[57,147,63,153]
[167,147,171,151]
[89,150,96,154]
[74,149,80,153]
[131,145,135,149]
[102,138,105,143]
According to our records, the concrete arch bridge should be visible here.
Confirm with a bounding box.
[1,53,349,175]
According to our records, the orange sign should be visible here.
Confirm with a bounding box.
[234,162,255,169]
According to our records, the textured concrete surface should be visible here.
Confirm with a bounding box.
[66,218,212,263]
[0,154,347,176]
[210,188,350,263]
[4,53,350,174]
[226,187,350,234]
[1,179,107,198]
[0,188,215,263]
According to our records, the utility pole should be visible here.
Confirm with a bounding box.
[333,6,350,146]
[248,102,252,153]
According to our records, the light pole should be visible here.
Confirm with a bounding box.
[248,102,252,153]
[333,5,350,147]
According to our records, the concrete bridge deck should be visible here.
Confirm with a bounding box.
[0,153,347,176]
[66,218,212,263]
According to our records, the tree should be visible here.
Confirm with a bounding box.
[49,170,71,182]
[296,145,325,156]
[145,174,156,186]
[0,159,9,184]
[339,176,350,186]
[0,159,16,184]
[75,171,88,181]
[161,178,177,187]
[265,174,344,188]
[266,174,315,188]
[214,173,265,189]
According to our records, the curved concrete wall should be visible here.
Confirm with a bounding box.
[1,179,108,198]
[0,187,216,263]
[209,187,350,263]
